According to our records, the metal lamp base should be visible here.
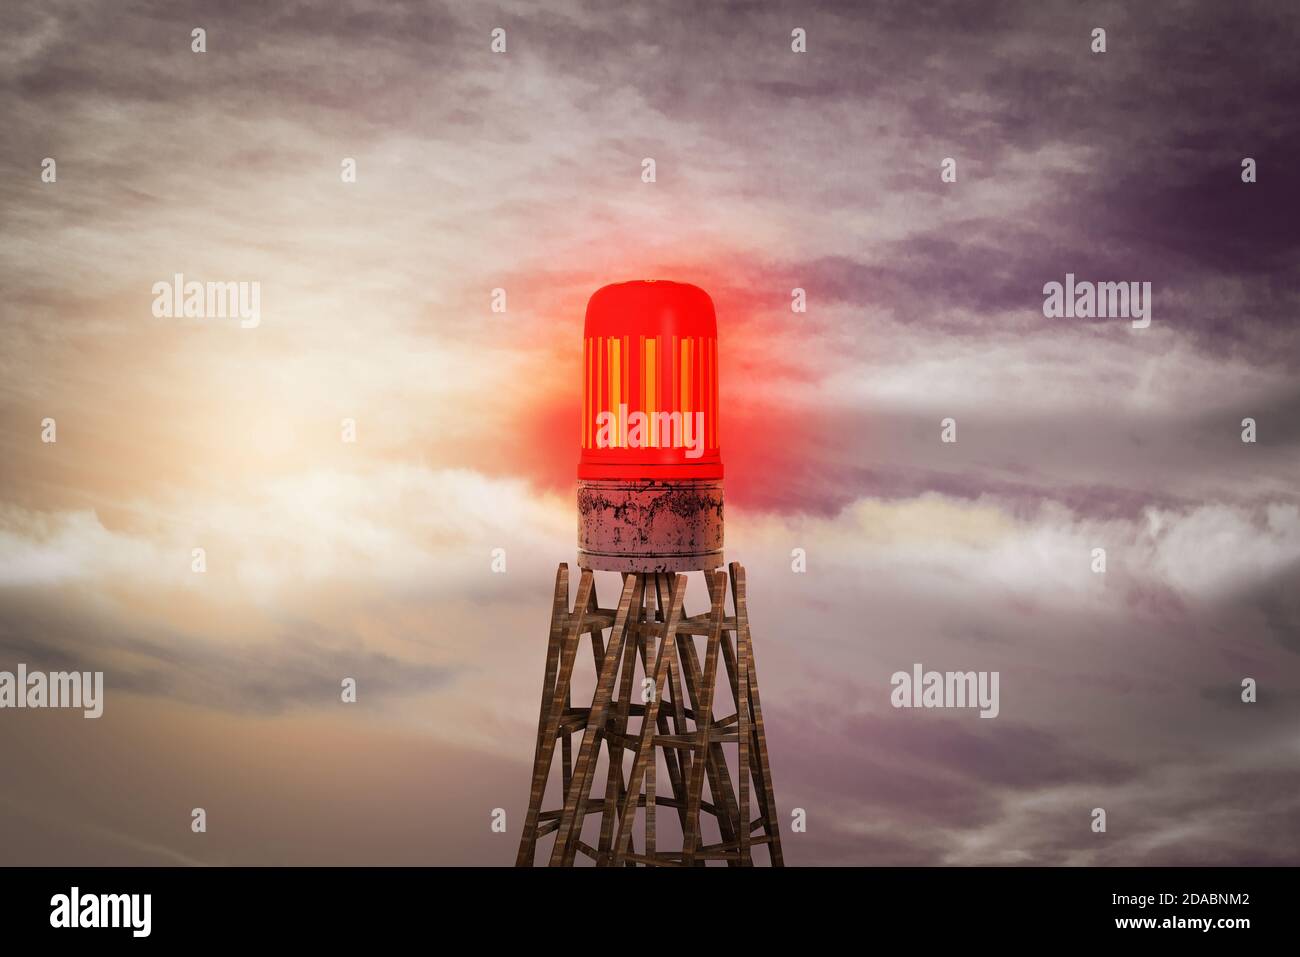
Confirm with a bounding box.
[576,479,723,572]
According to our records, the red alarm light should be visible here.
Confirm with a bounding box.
[579,280,723,481]
[577,281,724,572]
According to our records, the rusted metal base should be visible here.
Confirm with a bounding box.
[577,479,723,572]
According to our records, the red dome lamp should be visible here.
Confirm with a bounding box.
[577,280,724,571]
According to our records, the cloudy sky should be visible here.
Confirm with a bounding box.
[1,0,1298,865]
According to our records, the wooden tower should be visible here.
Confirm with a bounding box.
[516,562,783,866]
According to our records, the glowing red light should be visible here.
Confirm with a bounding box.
[579,280,723,481]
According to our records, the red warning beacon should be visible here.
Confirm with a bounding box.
[578,280,724,572]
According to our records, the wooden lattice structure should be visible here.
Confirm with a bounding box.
[516,562,783,866]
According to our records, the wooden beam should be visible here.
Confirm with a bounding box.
[680,569,726,865]
[548,574,643,866]
[610,574,685,863]
[515,568,594,866]
[731,561,784,866]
